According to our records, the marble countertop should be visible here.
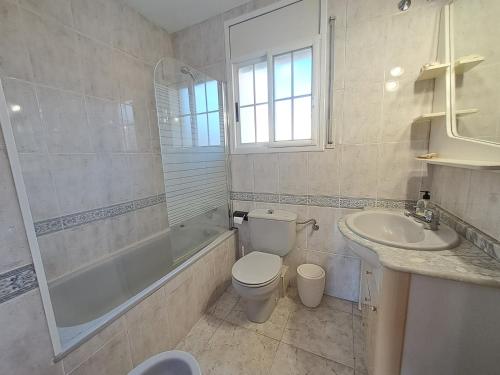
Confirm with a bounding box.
[338,217,500,289]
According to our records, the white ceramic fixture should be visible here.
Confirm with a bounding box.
[232,209,297,322]
[297,264,325,308]
[345,210,459,250]
[128,351,201,375]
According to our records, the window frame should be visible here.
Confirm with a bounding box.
[225,0,329,155]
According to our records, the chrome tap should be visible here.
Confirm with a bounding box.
[404,206,440,231]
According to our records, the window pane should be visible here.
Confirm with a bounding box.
[238,65,254,106]
[293,96,312,140]
[274,53,292,100]
[208,112,221,146]
[179,87,190,115]
[181,116,193,147]
[293,48,312,96]
[196,114,208,146]
[194,84,206,113]
[275,99,292,141]
[255,104,269,143]
[206,80,219,112]
[240,106,255,143]
[254,62,268,104]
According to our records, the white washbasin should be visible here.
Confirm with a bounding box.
[345,210,459,250]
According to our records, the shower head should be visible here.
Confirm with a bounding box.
[180,66,196,81]
[397,0,411,11]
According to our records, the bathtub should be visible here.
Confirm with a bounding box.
[49,222,230,351]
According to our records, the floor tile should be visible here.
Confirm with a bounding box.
[224,297,291,340]
[282,305,354,367]
[270,342,354,375]
[176,314,223,357]
[353,315,368,375]
[197,321,280,375]
[207,291,239,320]
[321,295,354,314]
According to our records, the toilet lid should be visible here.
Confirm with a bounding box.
[232,251,282,286]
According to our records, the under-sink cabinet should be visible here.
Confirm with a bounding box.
[359,261,500,375]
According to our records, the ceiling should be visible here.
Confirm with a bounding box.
[125,0,251,33]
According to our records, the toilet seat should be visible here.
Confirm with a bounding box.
[232,251,282,287]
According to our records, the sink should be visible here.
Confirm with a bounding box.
[345,210,459,250]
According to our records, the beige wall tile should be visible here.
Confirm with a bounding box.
[70,0,114,45]
[125,289,172,366]
[20,0,73,26]
[62,317,126,374]
[252,153,279,193]
[68,331,133,375]
[279,153,308,195]
[376,141,427,200]
[19,153,60,221]
[78,35,119,100]
[339,144,378,199]
[0,290,64,375]
[22,8,82,91]
[231,154,254,192]
[3,78,46,153]
[36,86,92,154]
[341,82,383,144]
[464,171,500,241]
[0,149,32,274]
[308,149,340,197]
[0,0,33,80]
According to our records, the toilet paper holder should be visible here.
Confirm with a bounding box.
[233,211,248,225]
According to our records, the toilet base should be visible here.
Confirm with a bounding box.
[243,288,279,323]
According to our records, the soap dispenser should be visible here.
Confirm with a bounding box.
[416,191,431,216]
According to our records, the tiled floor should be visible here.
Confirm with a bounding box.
[176,285,367,375]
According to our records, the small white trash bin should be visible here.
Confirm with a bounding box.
[297,264,326,308]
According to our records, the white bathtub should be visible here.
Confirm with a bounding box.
[49,222,230,351]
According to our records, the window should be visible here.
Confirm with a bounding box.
[225,0,327,153]
[273,47,313,142]
[232,41,319,151]
[238,60,269,144]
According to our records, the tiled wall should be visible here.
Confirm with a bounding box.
[172,0,447,301]
[0,0,172,281]
[0,227,236,375]
[431,166,500,242]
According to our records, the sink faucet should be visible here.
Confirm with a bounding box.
[404,206,440,231]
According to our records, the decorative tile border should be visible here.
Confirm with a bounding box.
[0,264,38,304]
[230,191,499,260]
[230,191,414,210]
[436,205,500,260]
[34,193,166,237]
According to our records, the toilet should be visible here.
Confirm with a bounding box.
[232,209,297,323]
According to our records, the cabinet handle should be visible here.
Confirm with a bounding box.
[366,270,373,275]
[370,306,377,312]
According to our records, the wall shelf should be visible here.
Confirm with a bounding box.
[455,55,485,74]
[413,108,478,124]
[416,63,450,81]
[416,157,500,170]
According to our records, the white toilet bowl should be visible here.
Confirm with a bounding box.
[232,251,282,323]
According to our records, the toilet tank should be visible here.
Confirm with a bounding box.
[248,209,297,256]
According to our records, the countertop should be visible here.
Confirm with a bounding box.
[338,217,500,289]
